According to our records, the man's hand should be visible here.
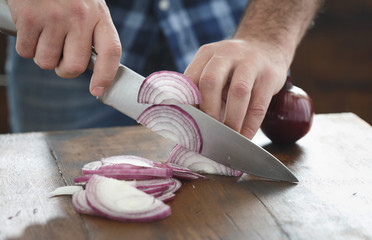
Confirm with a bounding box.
[7,0,121,96]
[184,0,323,139]
[184,39,288,139]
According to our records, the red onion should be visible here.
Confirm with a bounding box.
[157,192,176,202]
[85,175,171,222]
[72,190,97,215]
[100,155,157,167]
[137,105,203,153]
[74,155,206,185]
[261,76,314,144]
[167,145,242,177]
[138,71,202,105]
[82,168,172,178]
[55,150,247,223]
[49,186,83,197]
[143,186,169,197]
[165,162,206,180]
[156,178,182,202]
[133,178,176,189]
[71,178,179,220]
[82,161,103,171]
[74,174,157,185]
[78,155,173,182]
[81,156,157,174]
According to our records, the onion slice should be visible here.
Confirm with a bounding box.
[82,168,172,178]
[49,186,83,197]
[157,178,182,202]
[85,175,171,222]
[138,71,202,105]
[137,105,202,153]
[72,190,97,215]
[100,155,156,167]
[166,162,206,180]
[133,178,175,189]
[82,161,103,172]
[168,145,242,177]
[76,156,174,184]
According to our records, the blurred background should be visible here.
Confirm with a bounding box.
[0,0,371,134]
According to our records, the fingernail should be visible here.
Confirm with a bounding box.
[91,86,106,96]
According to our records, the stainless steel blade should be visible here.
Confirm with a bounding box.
[99,65,298,183]
[98,65,149,119]
[179,104,298,182]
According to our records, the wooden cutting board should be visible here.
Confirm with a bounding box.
[1,113,371,240]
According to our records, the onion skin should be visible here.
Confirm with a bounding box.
[261,77,314,144]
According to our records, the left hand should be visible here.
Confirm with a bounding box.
[184,38,289,139]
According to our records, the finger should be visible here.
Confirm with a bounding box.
[240,77,276,139]
[89,18,121,96]
[33,26,66,70]
[184,44,214,86]
[55,25,92,79]
[198,56,234,121]
[223,64,255,132]
[15,17,41,58]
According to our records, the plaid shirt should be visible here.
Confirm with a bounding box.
[6,0,250,132]
[107,0,249,75]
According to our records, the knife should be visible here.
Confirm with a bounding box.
[0,0,298,183]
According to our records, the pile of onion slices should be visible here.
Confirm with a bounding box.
[50,71,242,222]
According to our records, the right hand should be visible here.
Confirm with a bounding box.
[8,0,121,96]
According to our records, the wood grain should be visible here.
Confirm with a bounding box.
[0,113,371,240]
[0,132,86,240]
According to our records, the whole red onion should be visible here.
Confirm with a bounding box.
[261,76,314,144]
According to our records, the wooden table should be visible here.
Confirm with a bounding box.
[1,113,371,240]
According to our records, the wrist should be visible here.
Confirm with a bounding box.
[233,0,322,68]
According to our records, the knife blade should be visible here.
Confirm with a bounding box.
[98,64,298,183]
[0,0,298,182]
[0,0,16,36]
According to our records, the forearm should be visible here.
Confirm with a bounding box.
[234,0,323,66]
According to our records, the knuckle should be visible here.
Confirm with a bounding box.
[16,45,34,58]
[199,72,218,91]
[38,59,58,70]
[36,50,61,70]
[19,7,35,23]
[224,117,241,131]
[48,8,64,23]
[70,1,90,21]
[105,42,122,58]
[240,125,256,139]
[221,40,242,55]
[198,43,214,54]
[230,80,251,98]
[64,63,87,77]
[249,103,267,118]
[37,58,57,70]
[223,40,239,49]
[199,43,211,51]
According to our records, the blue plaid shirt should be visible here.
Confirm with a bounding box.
[6,0,250,132]
[108,0,249,75]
